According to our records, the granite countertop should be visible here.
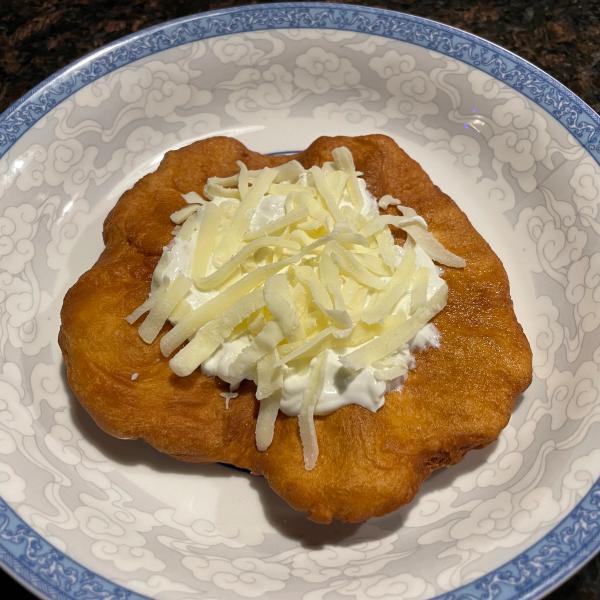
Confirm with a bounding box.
[0,1,599,599]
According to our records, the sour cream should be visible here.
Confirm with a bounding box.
[153,185,442,417]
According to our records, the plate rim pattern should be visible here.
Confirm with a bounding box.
[0,3,598,599]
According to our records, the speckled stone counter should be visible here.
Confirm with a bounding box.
[0,1,599,599]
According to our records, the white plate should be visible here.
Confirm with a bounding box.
[1,3,599,599]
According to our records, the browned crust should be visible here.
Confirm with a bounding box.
[59,135,532,523]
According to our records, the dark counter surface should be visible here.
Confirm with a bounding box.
[0,1,599,599]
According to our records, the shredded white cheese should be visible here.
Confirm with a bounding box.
[127,147,465,470]
[219,391,238,410]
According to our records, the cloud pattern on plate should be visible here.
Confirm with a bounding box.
[0,20,599,600]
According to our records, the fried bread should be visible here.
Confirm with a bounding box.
[59,135,532,523]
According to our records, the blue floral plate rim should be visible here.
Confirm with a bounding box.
[0,3,598,599]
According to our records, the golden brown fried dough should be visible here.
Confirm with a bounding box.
[59,135,532,523]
